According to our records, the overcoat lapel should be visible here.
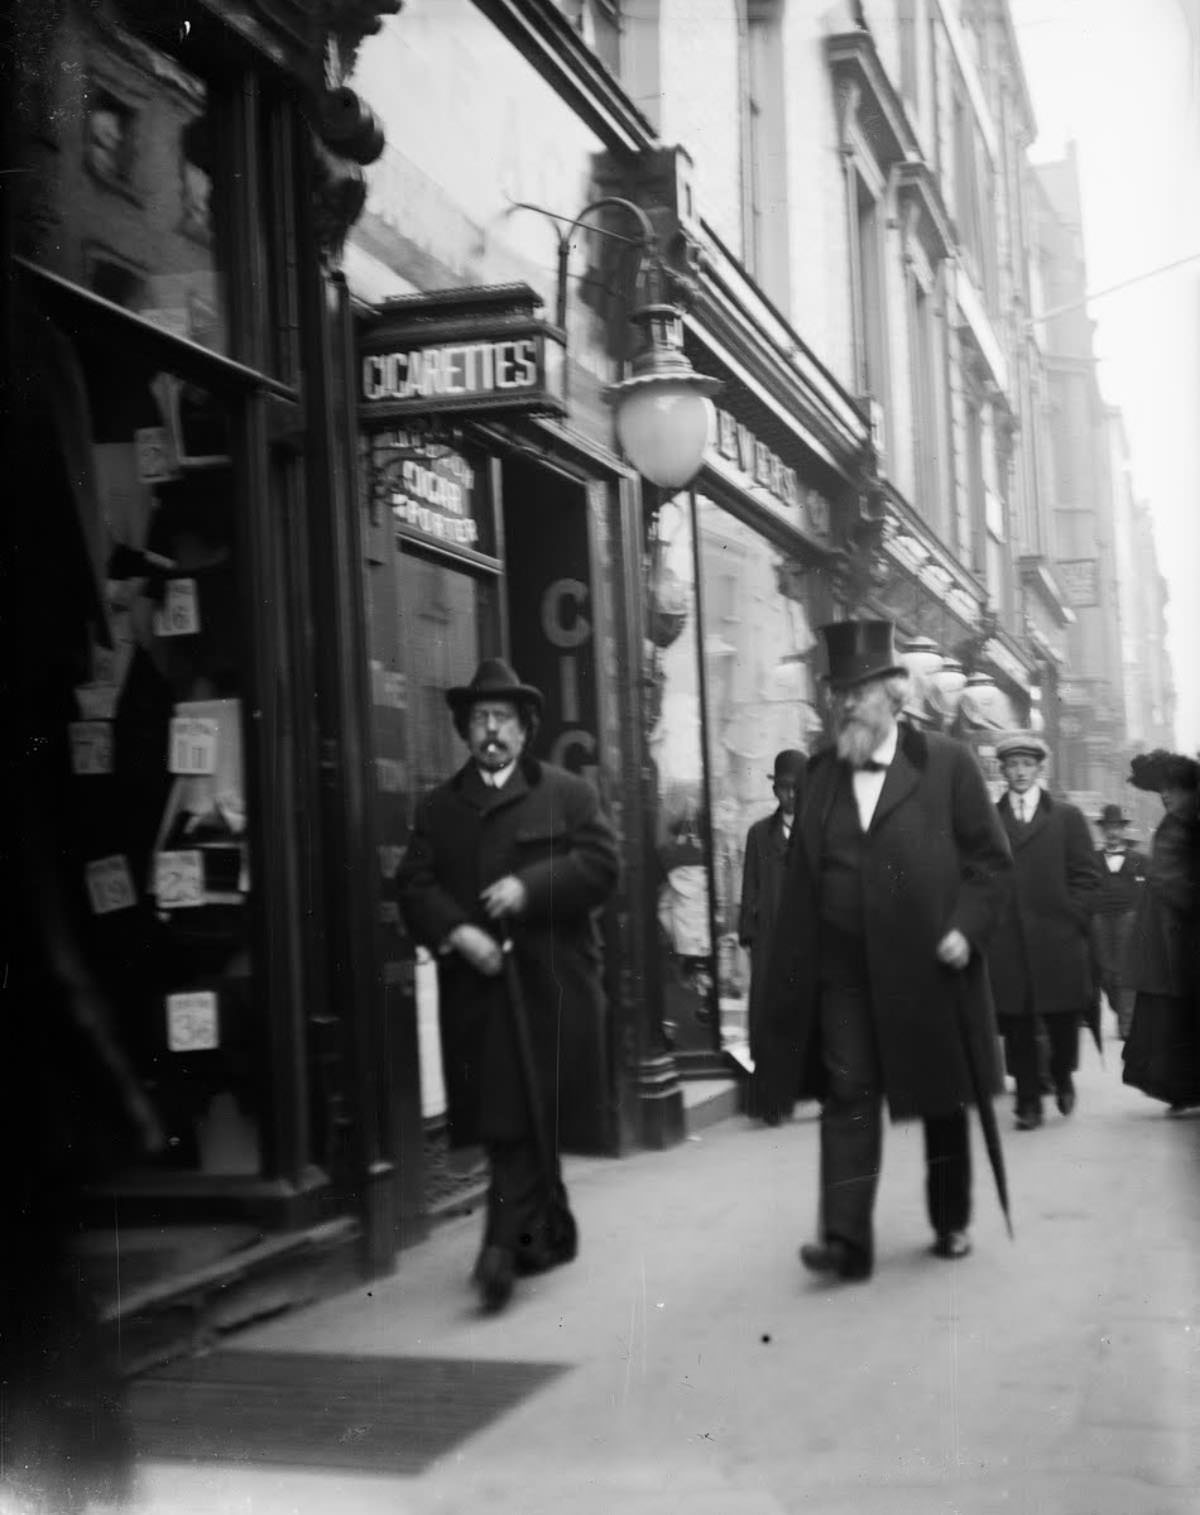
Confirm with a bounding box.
[801,756,839,874]
[869,743,920,832]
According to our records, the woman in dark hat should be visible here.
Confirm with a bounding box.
[1121,752,1200,1113]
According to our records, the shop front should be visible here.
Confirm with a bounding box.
[4,0,400,1354]
[643,357,851,1075]
[354,283,649,1218]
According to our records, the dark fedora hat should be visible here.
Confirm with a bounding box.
[1096,802,1130,828]
[769,749,807,784]
[818,619,905,690]
[446,658,544,717]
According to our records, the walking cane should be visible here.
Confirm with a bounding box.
[499,929,578,1263]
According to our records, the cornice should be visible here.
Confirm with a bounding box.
[895,161,954,265]
[471,0,658,158]
[826,31,920,171]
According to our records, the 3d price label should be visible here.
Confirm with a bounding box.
[69,721,114,776]
[85,855,137,915]
[153,578,200,638]
[168,715,218,775]
[166,990,219,1053]
[154,850,205,908]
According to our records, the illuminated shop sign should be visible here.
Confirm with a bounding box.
[705,406,832,540]
[358,284,567,420]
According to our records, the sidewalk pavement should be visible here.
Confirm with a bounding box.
[116,1041,1200,1515]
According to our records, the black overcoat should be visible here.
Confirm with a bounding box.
[988,791,1101,1019]
[738,808,793,1063]
[763,724,1012,1119]
[1123,811,1199,998]
[396,756,619,1150]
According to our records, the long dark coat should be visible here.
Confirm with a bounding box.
[763,724,1013,1119]
[1122,811,1198,999]
[396,756,619,1151]
[988,791,1101,1020]
[738,808,793,1063]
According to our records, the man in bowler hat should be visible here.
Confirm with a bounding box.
[1091,803,1147,1040]
[988,733,1101,1128]
[396,660,619,1312]
[764,620,1012,1280]
[739,750,807,1125]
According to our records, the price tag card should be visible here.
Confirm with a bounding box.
[168,716,218,775]
[69,721,114,776]
[153,578,200,639]
[166,990,219,1053]
[85,855,137,915]
[154,850,205,908]
[135,425,178,484]
[75,683,119,720]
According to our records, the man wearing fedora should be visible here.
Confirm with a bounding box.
[764,620,1012,1281]
[1091,803,1148,1041]
[739,749,807,1125]
[987,733,1101,1129]
[395,660,619,1313]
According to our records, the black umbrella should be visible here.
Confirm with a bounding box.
[1082,992,1104,1063]
[956,982,1014,1240]
[499,931,577,1261]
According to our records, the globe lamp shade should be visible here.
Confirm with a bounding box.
[607,301,721,489]
[613,380,715,491]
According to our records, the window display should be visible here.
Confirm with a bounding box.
[45,321,260,1176]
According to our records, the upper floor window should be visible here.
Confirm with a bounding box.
[952,88,998,310]
[86,86,138,189]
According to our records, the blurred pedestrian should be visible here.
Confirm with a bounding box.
[738,749,806,1125]
[1121,752,1200,1114]
[765,620,1012,1282]
[1091,802,1148,1040]
[988,733,1101,1130]
[396,660,619,1313]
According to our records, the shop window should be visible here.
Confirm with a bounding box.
[88,250,148,311]
[180,115,215,245]
[695,496,817,1062]
[86,86,138,190]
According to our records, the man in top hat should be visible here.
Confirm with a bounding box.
[764,620,1012,1281]
[1091,803,1148,1041]
[739,749,807,1125]
[987,732,1101,1129]
[395,660,619,1313]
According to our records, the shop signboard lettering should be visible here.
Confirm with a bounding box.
[542,577,597,778]
[705,407,833,541]
[365,428,496,561]
[1057,558,1100,608]
[358,284,567,421]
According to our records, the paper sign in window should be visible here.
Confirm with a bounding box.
[85,855,137,915]
[166,990,219,1052]
[154,850,205,908]
[69,721,114,776]
[153,578,200,638]
[168,716,218,775]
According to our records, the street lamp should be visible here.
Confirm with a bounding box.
[509,195,721,489]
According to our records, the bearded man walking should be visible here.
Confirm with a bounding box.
[765,620,1012,1281]
[396,660,619,1313]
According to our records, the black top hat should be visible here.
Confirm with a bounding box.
[445,658,544,717]
[1096,803,1130,828]
[818,619,905,690]
[769,749,807,784]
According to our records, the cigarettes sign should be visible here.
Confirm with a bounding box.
[358,284,567,420]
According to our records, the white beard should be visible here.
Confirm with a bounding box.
[836,717,888,768]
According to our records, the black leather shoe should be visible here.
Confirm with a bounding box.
[932,1230,972,1260]
[1056,1078,1076,1117]
[472,1245,515,1312]
[798,1240,872,1281]
[1014,1105,1043,1130]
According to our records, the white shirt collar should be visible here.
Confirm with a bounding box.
[479,760,516,790]
[1010,784,1041,818]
